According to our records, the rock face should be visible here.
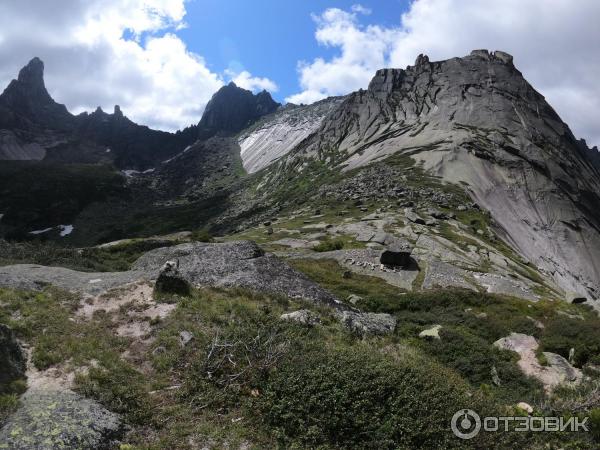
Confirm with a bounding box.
[0,389,122,449]
[238,97,344,173]
[278,50,600,305]
[198,82,279,140]
[0,324,26,389]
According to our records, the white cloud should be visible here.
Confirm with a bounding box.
[0,0,271,132]
[286,7,399,105]
[351,4,372,15]
[225,70,278,93]
[287,0,600,147]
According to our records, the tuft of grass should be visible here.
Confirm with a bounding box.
[312,238,345,252]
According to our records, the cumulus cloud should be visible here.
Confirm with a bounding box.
[287,0,600,146]
[0,0,273,131]
[285,7,399,105]
[225,70,279,93]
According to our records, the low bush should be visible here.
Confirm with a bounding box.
[256,345,490,449]
[540,316,600,367]
[313,238,344,252]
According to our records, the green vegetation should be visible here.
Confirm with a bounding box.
[1,263,598,447]
[189,228,214,243]
[291,258,600,407]
[0,238,179,272]
[313,237,345,252]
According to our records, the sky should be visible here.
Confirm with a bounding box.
[0,0,598,148]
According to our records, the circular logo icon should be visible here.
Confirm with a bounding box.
[451,409,481,439]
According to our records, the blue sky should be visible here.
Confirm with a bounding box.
[179,0,409,102]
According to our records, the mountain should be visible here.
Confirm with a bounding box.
[0,58,196,168]
[197,82,279,139]
[254,50,600,304]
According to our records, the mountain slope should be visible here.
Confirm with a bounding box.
[267,50,600,304]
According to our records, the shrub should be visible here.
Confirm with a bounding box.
[313,238,344,252]
[256,345,487,449]
[421,327,544,403]
[190,229,213,243]
[539,316,600,367]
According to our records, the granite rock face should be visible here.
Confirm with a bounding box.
[277,50,600,305]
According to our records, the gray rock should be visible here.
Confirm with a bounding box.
[154,260,191,296]
[418,324,442,340]
[404,209,425,225]
[0,389,122,449]
[0,324,26,389]
[346,294,363,305]
[337,311,396,335]
[0,242,344,310]
[280,309,321,326]
[133,241,343,308]
[379,238,413,267]
[179,330,194,347]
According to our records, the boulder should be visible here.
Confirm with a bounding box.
[346,294,363,305]
[404,209,425,225]
[280,309,321,326]
[179,330,194,347]
[337,311,396,335]
[379,238,413,267]
[0,389,122,449]
[418,324,442,340]
[517,402,533,414]
[154,260,191,296]
[565,291,587,304]
[0,324,26,390]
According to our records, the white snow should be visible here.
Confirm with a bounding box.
[122,168,155,177]
[59,224,74,237]
[29,227,53,235]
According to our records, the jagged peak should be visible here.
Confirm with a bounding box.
[17,57,45,88]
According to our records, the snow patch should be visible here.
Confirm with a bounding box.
[29,227,53,235]
[59,224,74,237]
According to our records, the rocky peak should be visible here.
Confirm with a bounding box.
[197,82,279,139]
[17,57,47,96]
[0,57,72,129]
